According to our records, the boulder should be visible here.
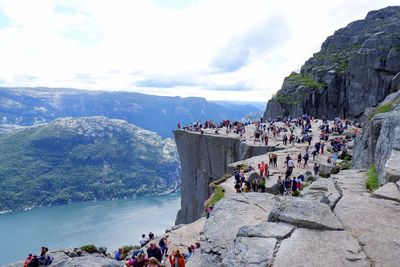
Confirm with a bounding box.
[237,221,294,239]
[319,163,340,177]
[221,237,276,267]
[383,149,400,183]
[247,172,260,183]
[335,194,400,267]
[301,178,342,208]
[371,182,400,203]
[273,229,369,267]
[199,193,276,265]
[268,197,344,230]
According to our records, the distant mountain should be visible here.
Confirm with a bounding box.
[0,116,179,212]
[0,87,262,137]
[211,100,266,112]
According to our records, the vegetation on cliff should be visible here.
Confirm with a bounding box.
[0,117,179,212]
[366,164,379,190]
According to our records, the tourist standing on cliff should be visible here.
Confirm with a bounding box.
[303,152,309,167]
[259,161,265,177]
[282,133,288,146]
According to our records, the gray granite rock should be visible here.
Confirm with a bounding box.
[335,194,400,267]
[221,237,276,267]
[237,221,295,239]
[372,182,400,203]
[354,105,400,185]
[268,197,344,230]
[301,177,342,208]
[264,6,400,120]
[199,193,276,265]
[273,229,369,267]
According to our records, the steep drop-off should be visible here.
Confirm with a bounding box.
[264,6,400,119]
[174,130,279,224]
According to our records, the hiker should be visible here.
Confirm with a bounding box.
[320,142,325,154]
[183,247,193,261]
[303,152,309,167]
[259,161,265,177]
[24,254,33,267]
[287,157,295,176]
[273,154,277,167]
[312,149,317,161]
[251,178,258,192]
[125,252,147,267]
[149,232,154,240]
[282,133,288,146]
[297,153,302,167]
[169,249,185,267]
[28,255,39,267]
[147,257,161,267]
[313,163,320,176]
[115,248,123,261]
[147,242,163,262]
[291,177,297,193]
[140,234,149,247]
[259,176,266,192]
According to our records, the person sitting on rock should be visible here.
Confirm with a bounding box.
[149,232,154,240]
[24,254,33,267]
[183,246,193,261]
[115,248,123,261]
[147,257,161,267]
[125,252,147,267]
[147,242,162,263]
[140,234,149,248]
[28,255,39,267]
[169,249,185,267]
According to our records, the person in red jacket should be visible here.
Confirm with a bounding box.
[169,248,185,267]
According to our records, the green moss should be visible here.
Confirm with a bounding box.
[319,173,330,178]
[235,164,250,171]
[338,161,352,170]
[80,245,97,253]
[394,44,400,52]
[287,73,327,89]
[204,185,225,208]
[292,190,300,197]
[369,102,394,120]
[366,164,379,191]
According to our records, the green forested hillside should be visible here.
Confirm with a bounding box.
[0,116,179,211]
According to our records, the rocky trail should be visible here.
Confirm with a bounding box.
[185,121,400,267]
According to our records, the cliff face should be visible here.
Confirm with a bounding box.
[353,93,400,184]
[174,130,278,224]
[264,6,400,119]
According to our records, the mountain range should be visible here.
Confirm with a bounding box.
[0,116,179,212]
[0,87,262,138]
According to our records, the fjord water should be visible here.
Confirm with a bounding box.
[0,193,181,265]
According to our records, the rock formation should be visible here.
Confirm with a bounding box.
[264,6,400,120]
[174,130,281,224]
[353,99,400,185]
[189,168,400,267]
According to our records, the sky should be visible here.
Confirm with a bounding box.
[0,0,398,101]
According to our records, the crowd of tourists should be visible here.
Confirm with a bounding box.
[230,115,355,197]
[24,247,53,267]
[113,232,199,267]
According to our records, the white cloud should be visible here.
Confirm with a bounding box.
[0,0,398,101]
